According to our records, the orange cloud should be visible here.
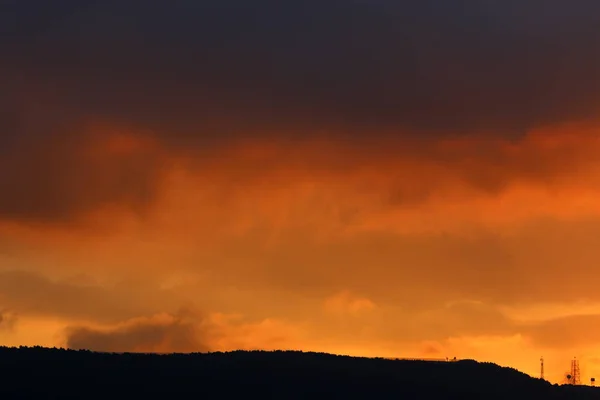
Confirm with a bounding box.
[64,309,308,355]
[324,291,377,315]
[1,122,600,384]
[0,309,17,331]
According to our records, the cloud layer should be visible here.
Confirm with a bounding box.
[4,1,600,135]
[2,0,600,385]
[2,1,600,222]
[66,312,206,353]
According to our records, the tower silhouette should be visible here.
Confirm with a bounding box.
[570,357,581,385]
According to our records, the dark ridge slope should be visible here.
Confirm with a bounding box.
[0,347,598,399]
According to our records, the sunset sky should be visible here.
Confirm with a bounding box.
[2,0,600,384]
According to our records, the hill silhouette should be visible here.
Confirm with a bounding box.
[0,346,598,399]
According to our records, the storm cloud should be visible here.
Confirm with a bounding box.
[2,1,600,221]
[3,0,600,136]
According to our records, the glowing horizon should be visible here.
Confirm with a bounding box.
[3,0,600,385]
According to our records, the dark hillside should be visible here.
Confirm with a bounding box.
[0,347,598,399]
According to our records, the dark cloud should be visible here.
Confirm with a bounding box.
[3,0,600,137]
[65,311,208,353]
[2,1,600,222]
[0,72,164,223]
[0,133,162,223]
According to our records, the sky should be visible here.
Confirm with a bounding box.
[2,0,600,384]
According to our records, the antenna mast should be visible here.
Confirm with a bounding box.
[571,357,581,385]
[540,356,544,380]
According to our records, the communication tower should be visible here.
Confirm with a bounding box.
[540,357,544,380]
[570,357,581,385]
